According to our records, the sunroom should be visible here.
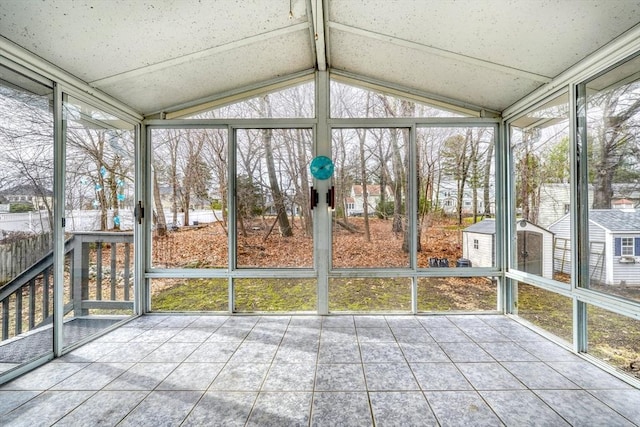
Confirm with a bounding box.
[1,1,640,425]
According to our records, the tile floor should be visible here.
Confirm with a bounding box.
[1,314,639,426]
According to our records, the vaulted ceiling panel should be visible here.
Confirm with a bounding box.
[1,0,639,115]
[329,0,640,79]
[96,28,314,114]
[329,29,543,112]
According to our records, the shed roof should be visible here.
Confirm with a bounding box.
[1,1,639,116]
[464,218,553,235]
[589,210,640,232]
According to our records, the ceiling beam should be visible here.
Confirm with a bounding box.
[89,23,309,87]
[309,0,327,71]
[329,22,553,84]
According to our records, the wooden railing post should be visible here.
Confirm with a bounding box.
[72,235,89,316]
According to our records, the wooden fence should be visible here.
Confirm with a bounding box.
[0,233,52,284]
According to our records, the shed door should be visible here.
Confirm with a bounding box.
[517,231,542,275]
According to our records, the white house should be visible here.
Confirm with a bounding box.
[346,184,393,216]
[549,209,640,285]
[463,218,554,278]
[436,179,494,216]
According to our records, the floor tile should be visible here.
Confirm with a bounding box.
[363,362,420,391]
[457,362,526,390]
[209,362,270,391]
[425,390,504,426]
[590,389,640,423]
[50,362,131,391]
[481,390,570,426]
[461,326,509,342]
[322,315,355,328]
[167,328,213,343]
[400,342,450,362]
[141,342,199,363]
[182,391,257,426]
[536,389,636,426]
[548,360,635,389]
[390,327,434,343]
[104,362,178,390]
[54,390,148,427]
[0,390,94,427]
[273,341,318,364]
[517,340,579,362]
[129,328,182,343]
[246,391,312,426]
[184,341,240,363]
[501,361,578,389]
[478,341,539,362]
[0,390,40,416]
[98,342,161,363]
[439,341,494,362]
[359,342,405,363]
[117,390,202,427]
[318,341,361,363]
[262,363,316,391]
[357,327,396,342]
[410,362,473,391]
[355,315,389,328]
[157,362,224,390]
[417,316,455,329]
[426,327,471,343]
[206,326,251,342]
[370,391,438,426]
[310,391,372,427]
[228,342,278,363]
[315,363,366,391]
[187,315,228,329]
[0,362,88,391]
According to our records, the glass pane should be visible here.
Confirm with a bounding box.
[330,80,470,118]
[511,93,571,282]
[329,277,411,312]
[0,66,54,373]
[234,278,316,312]
[151,278,227,312]
[587,305,640,381]
[183,81,314,119]
[417,277,497,312]
[236,128,313,268]
[332,128,410,268]
[63,95,136,349]
[150,128,229,268]
[416,127,495,268]
[515,282,573,344]
[583,55,640,301]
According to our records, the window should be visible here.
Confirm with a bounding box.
[473,239,479,249]
[621,237,634,256]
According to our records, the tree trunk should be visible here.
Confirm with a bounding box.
[263,127,293,237]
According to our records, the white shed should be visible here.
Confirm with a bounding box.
[463,218,554,278]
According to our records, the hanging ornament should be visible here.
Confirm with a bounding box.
[117,193,126,202]
[116,178,124,187]
[95,184,103,192]
[113,215,121,227]
[100,166,107,177]
[92,200,99,208]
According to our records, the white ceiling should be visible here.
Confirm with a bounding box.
[1,0,639,116]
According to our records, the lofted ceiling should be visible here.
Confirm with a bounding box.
[1,0,639,117]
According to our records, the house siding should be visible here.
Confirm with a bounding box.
[463,232,494,267]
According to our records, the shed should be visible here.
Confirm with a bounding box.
[549,209,640,286]
[463,218,554,278]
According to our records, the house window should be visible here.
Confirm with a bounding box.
[621,237,634,256]
[473,239,479,249]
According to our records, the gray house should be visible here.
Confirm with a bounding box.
[549,209,640,285]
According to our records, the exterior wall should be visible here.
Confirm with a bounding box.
[462,232,494,267]
[611,234,640,286]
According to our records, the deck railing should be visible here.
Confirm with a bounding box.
[0,231,134,342]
